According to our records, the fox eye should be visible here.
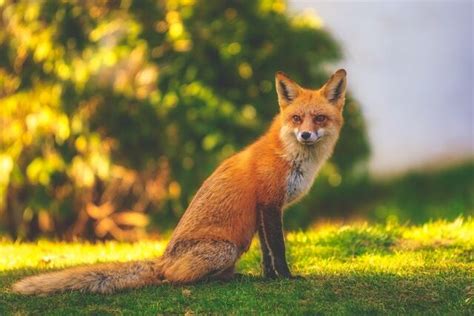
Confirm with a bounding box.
[292,115,302,124]
[314,115,327,123]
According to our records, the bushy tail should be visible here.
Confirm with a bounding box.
[12,260,163,295]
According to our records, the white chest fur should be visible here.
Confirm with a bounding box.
[284,154,321,206]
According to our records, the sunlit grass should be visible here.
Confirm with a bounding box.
[0,240,167,272]
[1,218,472,314]
[242,217,473,276]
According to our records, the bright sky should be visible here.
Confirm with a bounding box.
[290,0,473,175]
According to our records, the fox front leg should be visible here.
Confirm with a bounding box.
[257,205,292,278]
[258,221,278,278]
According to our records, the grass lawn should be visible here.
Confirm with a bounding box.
[1,218,473,315]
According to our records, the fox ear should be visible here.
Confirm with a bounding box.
[275,71,302,109]
[322,69,347,108]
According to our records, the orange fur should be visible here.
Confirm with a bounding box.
[12,69,347,295]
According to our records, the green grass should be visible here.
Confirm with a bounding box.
[1,218,473,315]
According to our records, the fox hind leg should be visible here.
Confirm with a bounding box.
[209,265,248,281]
[162,240,239,284]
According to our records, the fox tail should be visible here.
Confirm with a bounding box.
[11,260,163,295]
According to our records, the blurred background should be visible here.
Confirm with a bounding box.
[0,0,472,241]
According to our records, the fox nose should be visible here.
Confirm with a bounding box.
[301,132,311,140]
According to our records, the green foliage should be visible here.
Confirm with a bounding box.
[1,219,472,314]
[0,0,369,239]
[285,162,474,230]
[370,162,474,223]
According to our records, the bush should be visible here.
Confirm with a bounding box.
[0,0,369,239]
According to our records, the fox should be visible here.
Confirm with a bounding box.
[12,69,347,295]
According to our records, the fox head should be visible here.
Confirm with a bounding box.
[275,70,346,150]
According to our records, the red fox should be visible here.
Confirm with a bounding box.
[12,69,347,295]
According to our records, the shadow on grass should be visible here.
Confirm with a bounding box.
[1,268,471,315]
